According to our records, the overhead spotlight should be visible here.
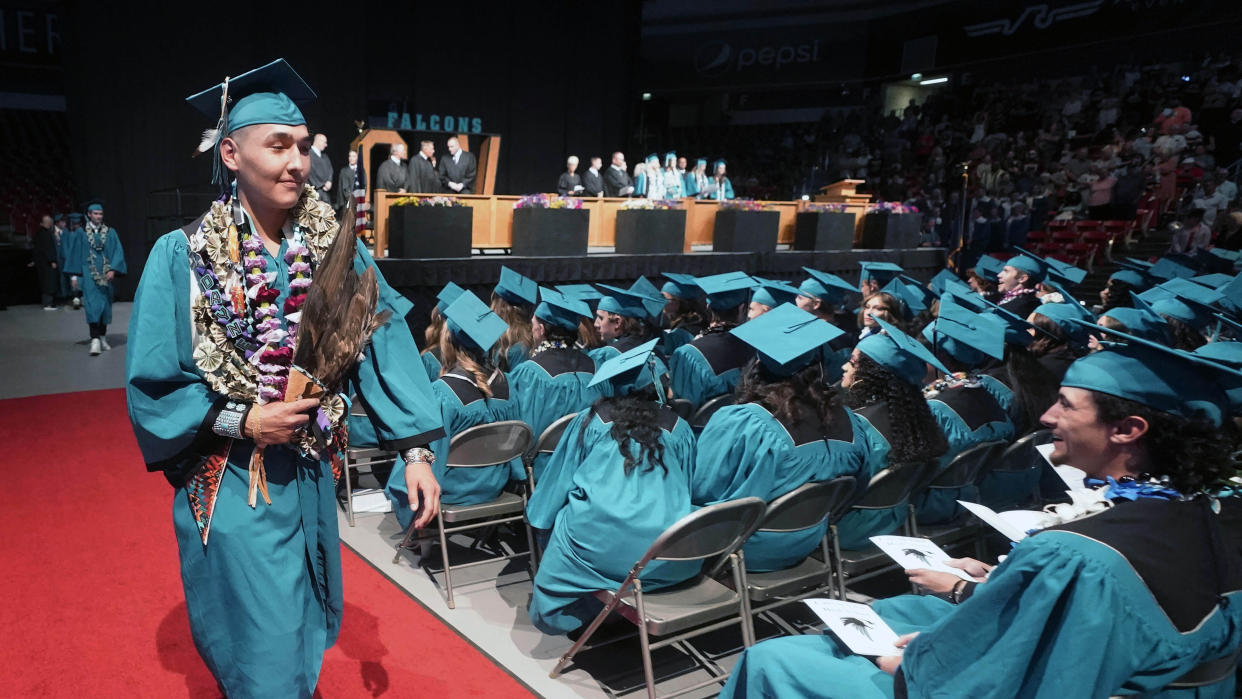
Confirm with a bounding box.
[642,92,653,101]
[911,73,923,81]
[1180,75,1191,82]
[919,77,948,85]
[801,194,810,201]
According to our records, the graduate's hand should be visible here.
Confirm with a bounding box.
[877,633,919,675]
[248,399,320,447]
[404,460,441,529]
[906,568,963,595]
[106,270,115,281]
[946,557,992,579]
[323,181,332,191]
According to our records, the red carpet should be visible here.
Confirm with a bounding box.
[0,389,531,698]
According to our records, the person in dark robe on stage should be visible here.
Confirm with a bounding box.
[437,136,476,194]
[52,213,73,303]
[667,271,756,410]
[335,148,366,210]
[720,328,1242,699]
[376,142,408,193]
[692,304,871,572]
[834,318,949,548]
[508,287,603,482]
[31,214,60,310]
[126,60,444,698]
[65,202,126,355]
[62,213,85,309]
[491,265,537,372]
[797,267,861,382]
[307,133,332,202]
[527,339,698,635]
[407,140,441,194]
[659,272,706,357]
[386,290,517,521]
[996,248,1046,319]
[581,156,604,197]
[603,151,634,197]
[915,299,1016,524]
[556,155,584,196]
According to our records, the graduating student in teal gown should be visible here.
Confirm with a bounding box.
[421,282,464,383]
[914,299,1015,524]
[527,340,699,635]
[668,272,757,410]
[659,273,706,357]
[65,202,126,354]
[720,330,1242,699]
[386,290,518,526]
[126,61,445,699]
[588,284,668,389]
[795,267,860,383]
[508,287,604,482]
[490,266,537,372]
[691,304,870,572]
[834,318,949,549]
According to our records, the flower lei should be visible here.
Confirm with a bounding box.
[530,339,569,357]
[84,222,113,287]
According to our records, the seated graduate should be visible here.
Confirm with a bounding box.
[1143,278,1221,351]
[490,266,538,372]
[527,339,699,635]
[660,272,706,357]
[796,267,860,383]
[857,290,908,342]
[995,248,1046,319]
[1100,262,1151,312]
[966,255,1002,304]
[691,304,871,572]
[1026,290,1094,384]
[668,271,758,410]
[555,283,605,350]
[834,317,949,548]
[915,298,1016,523]
[418,281,464,383]
[720,325,1242,699]
[747,278,800,320]
[588,283,664,364]
[508,287,603,483]
[629,274,671,352]
[879,275,936,336]
[858,261,903,299]
[386,290,518,525]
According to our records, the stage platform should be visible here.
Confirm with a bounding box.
[379,246,947,346]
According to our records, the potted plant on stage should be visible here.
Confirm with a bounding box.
[387,196,472,258]
[615,199,687,254]
[712,199,779,253]
[794,202,856,251]
[512,194,589,257]
[859,201,921,250]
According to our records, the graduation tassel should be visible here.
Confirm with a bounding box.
[647,356,667,406]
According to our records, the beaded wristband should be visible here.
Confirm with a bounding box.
[401,447,435,465]
[212,400,249,440]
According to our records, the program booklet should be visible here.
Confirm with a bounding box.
[869,535,975,581]
[804,598,903,656]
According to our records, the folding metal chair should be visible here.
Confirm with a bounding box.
[392,420,534,609]
[549,497,768,699]
[690,393,735,432]
[985,428,1053,508]
[742,478,858,633]
[828,461,939,598]
[914,440,1009,555]
[521,412,578,567]
[669,398,694,421]
[1164,646,1242,690]
[340,398,397,527]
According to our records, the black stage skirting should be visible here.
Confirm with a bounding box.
[380,248,947,349]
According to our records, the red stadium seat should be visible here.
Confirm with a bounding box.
[1052,229,1081,244]
[1064,243,1096,271]
[1081,230,1113,264]
[1026,230,1049,245]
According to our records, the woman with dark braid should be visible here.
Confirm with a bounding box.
[834,318,949,548]
[527,340,698,635]
[386,290,519,526]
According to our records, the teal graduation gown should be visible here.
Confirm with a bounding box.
[420,348,443,383]
[832,404,903,550]
[915,382,1015,524]
[386,369,519,527]
[507,347,603,482]
[720,501,1242,698]
[126,229,442,699]
[691,402,869,572]
[668,331,754,410]
[527,405,699,635]
[65,226,126,324]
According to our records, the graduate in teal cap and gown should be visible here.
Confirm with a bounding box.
[691,304,871,571]
[858,260,903,297]
[509,287,604,482]
[419,281,464,382]
[834,317,949,548]
[662,151,683,199]
[720,325,1242,699]
[61,212,85,309]
[668,271,757,410]
[685,158,708,198]
[66,200,126,355]
[589,283,666,370]
[659,272,706,357]
[126,59,445,699]
[1098,292,1176,346]
[387,289,518,521]
[796,267,859,382]
[490,265,537,372]
[747,277,800,319]
[708,159,735,200]
[915,299,1016,523]
[995,247,1046,319]
[527,339,699,634]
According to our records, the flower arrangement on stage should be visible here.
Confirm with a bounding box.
[514,193,583,210]
[803,203,849,213]
[390,196,464,207]
[720,199,771,211]
[867,201,919,215]
[621,198,684,210]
